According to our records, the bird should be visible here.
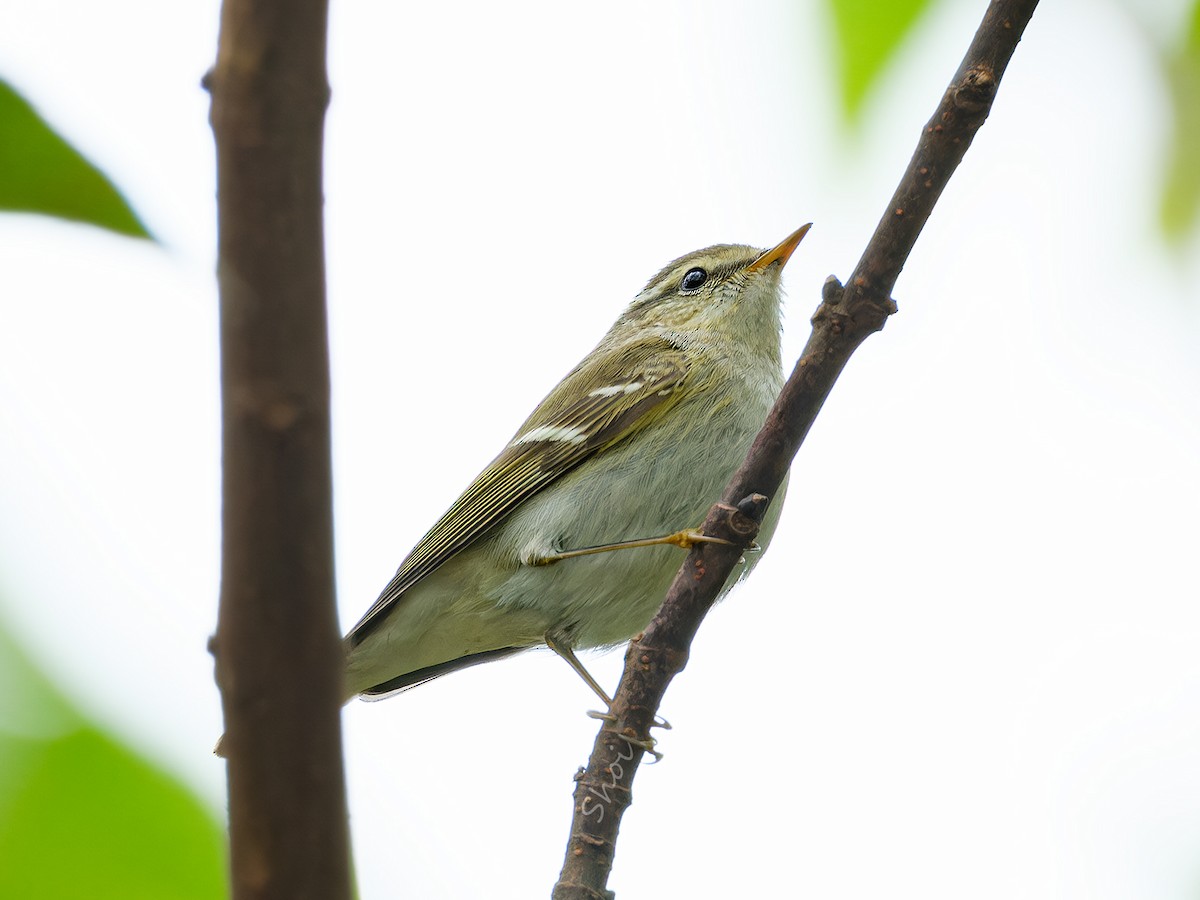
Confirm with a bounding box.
[343,225,810,706]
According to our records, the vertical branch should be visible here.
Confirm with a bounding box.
[208,0,350,898]
[553,0,1040,896]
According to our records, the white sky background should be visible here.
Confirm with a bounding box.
[2,0,1199,897]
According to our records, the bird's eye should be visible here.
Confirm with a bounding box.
[680,267,708,292]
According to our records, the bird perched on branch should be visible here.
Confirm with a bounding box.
[344,225,810,706]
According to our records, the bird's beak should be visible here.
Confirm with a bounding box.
[746,223,812,272]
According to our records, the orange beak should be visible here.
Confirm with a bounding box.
[746,223,812,272]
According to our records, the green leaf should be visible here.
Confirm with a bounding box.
[0,624,226,899]
[1160,0,1200,240]
[0,77,153,239]
[825,0,934,121]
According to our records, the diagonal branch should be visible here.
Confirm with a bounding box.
[208,0,351,898]
[553,1,1041,896]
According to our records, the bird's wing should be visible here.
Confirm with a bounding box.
[345,336,689,644]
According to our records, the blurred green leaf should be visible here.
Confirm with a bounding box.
[0,623,226,899]
[825,0,934,121]
[1160,0,1200,239]
[0,619,80,742]
[0,77,153,239]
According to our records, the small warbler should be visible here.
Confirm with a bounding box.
[344,225,810,703]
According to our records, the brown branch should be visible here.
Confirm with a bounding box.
[552,1,1041,896]
[207,0,350,898]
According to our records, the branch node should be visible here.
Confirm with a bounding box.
[821,275,844,305]
[735,492,770,524]
[954,65,998,113]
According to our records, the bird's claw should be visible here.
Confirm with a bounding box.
[633,736,664,763]
[588,710,667,761]
[671,529,735,550]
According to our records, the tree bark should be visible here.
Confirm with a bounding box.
[208,0,350,897]
[553,1,1042,896]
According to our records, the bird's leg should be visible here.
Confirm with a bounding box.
[545,633,613,711]
[545,634,665,758]
[532,529,736,566]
